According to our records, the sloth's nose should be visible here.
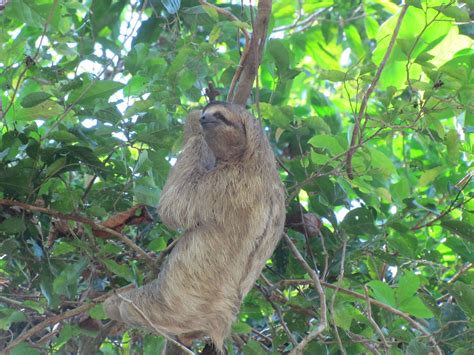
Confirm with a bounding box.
[200,113,213,123]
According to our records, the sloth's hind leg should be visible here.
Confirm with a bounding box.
[103,285,166,332]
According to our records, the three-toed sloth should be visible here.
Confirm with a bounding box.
[103,102,285,352]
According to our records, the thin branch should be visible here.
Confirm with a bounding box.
[0,199,155,265]
[283,234,327,354]
[364,285,389,351]
[3,285,133,354]
[411,175,472,231]
[330,238,347,355]
[345,4,409,179]
[229,0,272,105]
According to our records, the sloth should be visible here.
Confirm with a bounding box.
[103,102,285,352]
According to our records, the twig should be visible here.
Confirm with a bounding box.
[345,4,409,179]
[229,0,272,105]
[411,175,472,231]
[199,0,252,102]
[198,0,250,43]
[283,234,327,354]
[0,199,155,265]
[197,0,252,102]
[3,285,133,354]
[116,294,194,355]
[330,238,347,354]
[364,285,389,351]
[447,263,473,285]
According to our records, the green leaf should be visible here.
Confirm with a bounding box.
[333,303,360,330]
[45,157,67,178]
[103,259,134,282]
[365,16,379,39]
[22,300,45,314]
[367,280,396,307]
[53,260,88,296]
[319,69,355,82]
[0,217,26,234]
[51,241,77,256]
[5,0,46,28]
[147,238,167,252]
[341,207,379,236]
[9,342,40,355]
[232,321,252,334]
[49,130,79,143]
[89,304,107,320]
[407,338,430,355]
[308,135,344,155]
[268,40,290,73]
[345,25,365,59]
[449,282,474,318]
[0,309,26,330]
[67,80,124,105]
[446,129,460,162]
[242,339,265,355]
[437,6,470,22]
[418,166,445,187]
[441,220,474,243]
[396,271,420,304]
[399,296,434,318]
[369,149,397,178]
[20,92,52,108]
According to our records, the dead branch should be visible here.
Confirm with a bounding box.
[228,0,272,105]
[0,199,155,265]
[345,4,409,179]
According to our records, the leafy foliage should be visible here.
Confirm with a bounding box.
[0,0,473,353]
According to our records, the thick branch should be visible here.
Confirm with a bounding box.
[345,4,409,179]
[0,199,155,265]
[229,0,272,105]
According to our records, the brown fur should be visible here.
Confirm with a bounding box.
[103,102,285,351]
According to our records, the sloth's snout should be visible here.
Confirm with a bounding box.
[200,113,218,126]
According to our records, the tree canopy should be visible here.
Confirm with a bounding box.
[0,0,473,354]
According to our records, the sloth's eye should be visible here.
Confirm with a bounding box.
[213,112,233,126]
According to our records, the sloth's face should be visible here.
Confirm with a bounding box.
[200,104,247,162]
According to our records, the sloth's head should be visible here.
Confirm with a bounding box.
[200,101,248,162]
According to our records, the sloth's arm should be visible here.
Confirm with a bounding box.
[183,110,202,144]
[158,113,216,230]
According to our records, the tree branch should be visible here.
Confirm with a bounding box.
[229,0,272,105]
[283,234,327,354]
[0,199,155,265]
[345,4,409,179]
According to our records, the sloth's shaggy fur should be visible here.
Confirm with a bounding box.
[103,102,285,351]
